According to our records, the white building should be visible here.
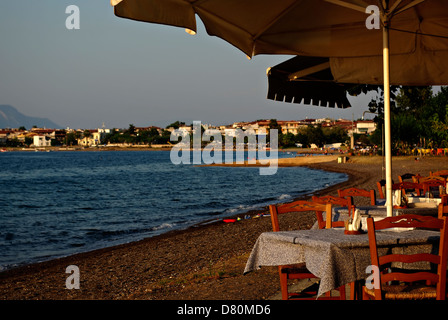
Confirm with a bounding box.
[355,120,376,134]
[78,128,111,146]
[224,128,238,138]
[33,135,51,147]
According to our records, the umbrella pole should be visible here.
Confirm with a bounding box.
[383,22,393,217]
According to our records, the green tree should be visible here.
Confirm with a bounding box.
[363,85,448,152]
[322,126,348,144]
[428,87,448,147]
[166,121,185,129]
[280,132,296,148]
[24,136,33,146]
[268,119,284,147]
[65,132,79,146]
[138,127,161,144]
[83,129,91,139]
[152,130,171,144]
[305,125,325,147]
[295,130,309,147]
[127,124,136,136]
[391,113,420,153]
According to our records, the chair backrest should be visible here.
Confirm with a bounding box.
[376,180,386,199]
[366,214,448,300]
[418,176,446,183]
[269,200,332,231]
[392,181,423,196]
[378,181,422,199]
[431,170,448,178]
[422,180,445,192]
[312,195,353,229]
[418,177,446,195]
[398,173,416,183]
[338,187,376,206]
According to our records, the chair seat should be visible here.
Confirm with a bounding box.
[363,284,437,300]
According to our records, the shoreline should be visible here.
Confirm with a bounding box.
[1,155,447,299]
[1,145,343,154]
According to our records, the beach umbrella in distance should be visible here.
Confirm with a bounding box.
[111,0,448,216]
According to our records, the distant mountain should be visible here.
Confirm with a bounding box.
[0,105,61,129]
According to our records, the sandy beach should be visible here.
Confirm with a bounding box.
[1,154,448,300]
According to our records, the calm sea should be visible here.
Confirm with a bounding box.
[0,150,347,270]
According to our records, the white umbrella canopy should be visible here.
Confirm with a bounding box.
[111,0,448,216]
[112,0,448,83]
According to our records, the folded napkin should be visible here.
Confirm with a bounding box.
[393,189,402,207]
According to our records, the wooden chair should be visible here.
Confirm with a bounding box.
[269,200,345,300]
[423,181,445,196]
[418,176,446,196]
[363,214,448,300]
[338,187,376,206]
[398,174,422,195]
[378,181,422,199]
[311,195,354,229]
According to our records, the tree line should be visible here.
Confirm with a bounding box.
[103,121,350,148]
[266,119,349,148]
[361,85,448,154]
[102,124,171,145]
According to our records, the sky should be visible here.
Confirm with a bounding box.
[0,1,376,129]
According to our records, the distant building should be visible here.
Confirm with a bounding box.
[0,130,12,144]
[280,120,304,135]
[354,120,376,134]
[78,128,111,146]
[33,135,51,147]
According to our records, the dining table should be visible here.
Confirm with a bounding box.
[244,227,440,299]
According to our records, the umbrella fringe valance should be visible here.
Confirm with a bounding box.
[268,89,351,109]
[267,55,353,109]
